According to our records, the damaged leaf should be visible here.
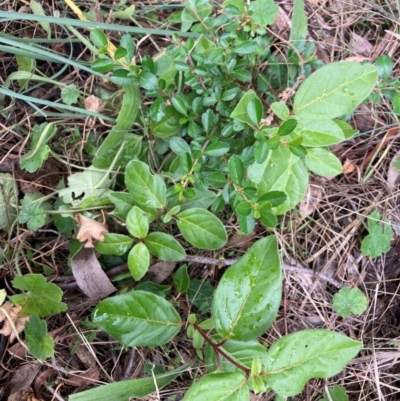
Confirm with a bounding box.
[76,214,109,248]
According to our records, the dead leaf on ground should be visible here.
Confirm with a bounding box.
[372,30,400,60]
[343,159,357,175]
[387,149,400,191]
[351,103,382,133]
[76,214,108,248]
[226,232,256,249]
[8,363,40,395]
[71,247,117,299]
[0,301,29,342]
[350,32,373,57]
[63,367,100,387]
[299,185,324,217]
[84,95,106,113]
[8,389,43,401]
[147,261,176,284]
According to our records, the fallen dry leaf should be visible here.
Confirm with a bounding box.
[71,247,117,299]
[147,261,176,284]
[299,185,323,217]
[64,368,100,387]
[387,149,400,191]
[76,214,108,248]
[350,32,373,57]
[343,158,356,175]
[84,95,106,113]
[8,363,40,395]
[0,301,30,343]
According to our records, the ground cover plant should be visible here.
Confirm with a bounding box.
[1,0,400,400]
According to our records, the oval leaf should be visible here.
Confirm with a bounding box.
[294,62,378,120]
[182,372,249,401]
[95,233,133,255]
[305,148,342,176]
[92,291,181,347]
[126,206,149,238]
[150,105,181,138]
[177,208,227,250]
[265,329,362,396]
[125,160,166,212]
[212,236,282,341]
[144,232,186,261]
[128,242,150,280]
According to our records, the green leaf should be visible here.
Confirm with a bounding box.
[167,189,216,212]
[228,155,244,186]
[170,137,191,156]
[69,361,192,401]
[182,372,249,401]
[278,119,297,136]
[91,58,116,73]
[150,105,182,138]
[174,264,190,293]
[15,54,35,88]
[172,93,189,116]
[393,92,400,114]
[248,146,308,214]
[294,62,378,120]
[111,5,136,21]
[92,290,181,347]
[205,337,268,374]
[332,287,368,318]
[3,190,27,228]
[126,206,149,238]
[139,71,158,90]
[125,160,166,212]
[231,91,262,126]
[20,123,57,173]
[294,119,345,147]
[144,232,186,261]
[265,329,362,396]
[271,102,289,120]
[249,0,279,26]
[181,0,212,22]
[90,29,108,48]
[320,385,349,401]
[109,191,137,220]
[213,236,282,341]
[233,40,259,55]
[205,141,230,157]
[177,208,227,250]
[18,202,47,230]
[247,98,263,126]
[360,211,394,258]
[61,84,80,105]
[289,0,307,44]
[375,55,393,81]
[305,148,342,176]
[59,167,111,207]
[25,314,54,360]
[128,242,150,280]
[9,274,67,317]
[30,0,51,38]
[95,233,134,255]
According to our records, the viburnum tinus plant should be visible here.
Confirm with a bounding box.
[11,0,379,399]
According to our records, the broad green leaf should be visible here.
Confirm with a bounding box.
[144,232,186,261]
[249,0,279,26]
[93,83,141,169]
[278,119,297,136]
[177,208,227,250]
[360,211,394,258]
[270,102,289,120]
[167,189,216,212]
[120,34,135,63]
[213,236,282,341]
[228,155,244,186]
[126,206,149,238]
[18,203,47,230]
[289,0,307,45]
[91,58,116,73]
[20,123,57,173]
[335,120,358,139]
[332,287,368,318]
[30,0,51,38]
[205,141,230,157]
[9,274,67,317]
[0,174,17,230]
[375,55,393,81]
[231,91,262,126]
[150,105,181,138]
[305,148,342,176]
[265,329,362,396]
[183,372,249,401]
[92,290,181,346]
[111,5,136,21]
[69,361,193,401]
[59,167,111,207]
[25,314,54,360]
[320,385,349,401]
[293,119,345,147]
[125,160,166,212]
[128,242,150,280]
[95,233,133,255]
[61,84,80,105]
[181,0,212,22]
[170,137,191,156]
[109,191,138,220]
[139,71,158,90]
[393,92,400,114]
[233,40,259,55]
[174,264,190,293]
[293,62,378,120]
[246,98,263,126]
[90,29,108,48]
[15,54,35,88]
[205,337,268,374]
[248,146,308,214]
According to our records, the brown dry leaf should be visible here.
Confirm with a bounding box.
[350,32,373,57]
[0,301,29,342]
[299,185,323,217]
[8,389,43,401]
[76,345,97,369]
[387,149,400,192]
[64,368,100,387]
[147,261,176,284]
[343,158,356,175]
[71,247,117,299]
[84,95,106,113]
[76,214,108,248]
[226,232,256,249]
[8,363,40,395]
